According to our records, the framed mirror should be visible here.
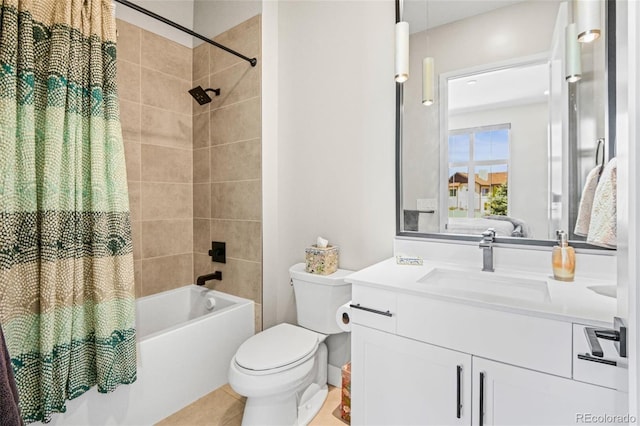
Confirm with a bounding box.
[396,0,616,249]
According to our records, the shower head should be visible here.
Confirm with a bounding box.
[189,86,221,105]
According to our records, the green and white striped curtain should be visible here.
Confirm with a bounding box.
[0,0,136,422]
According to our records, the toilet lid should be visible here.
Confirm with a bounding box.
[235,323,319,371]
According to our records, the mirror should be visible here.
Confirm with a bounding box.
[398,0,615,248]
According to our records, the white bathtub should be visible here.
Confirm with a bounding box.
[45,286,255,425]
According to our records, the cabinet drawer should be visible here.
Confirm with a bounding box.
[350,286,397,333]
[572,323,627,390]
[397,294,572,377]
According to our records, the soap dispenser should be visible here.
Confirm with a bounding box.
[552,230,575,281]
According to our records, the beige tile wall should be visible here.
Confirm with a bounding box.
[191,16,263,331]
[117,19,194,298]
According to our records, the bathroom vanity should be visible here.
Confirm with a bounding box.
[347,257,627,426]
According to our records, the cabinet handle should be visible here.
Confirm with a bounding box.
[349,303,393,317]
[456,365,462,419]
[584,327,605,357]
[479,371,485,426]
[577,353,617,366]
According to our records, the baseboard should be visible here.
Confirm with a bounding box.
[328,364,342,387]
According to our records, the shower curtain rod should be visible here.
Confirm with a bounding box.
[114,0,257,67]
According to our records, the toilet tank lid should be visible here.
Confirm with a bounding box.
[289,263,353,285]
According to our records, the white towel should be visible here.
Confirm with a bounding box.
[574,166,601,236]
[587,158,617,248]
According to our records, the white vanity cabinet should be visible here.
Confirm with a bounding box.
[473,357,624,426]
[350,283,627,426]
[352,324,472,426]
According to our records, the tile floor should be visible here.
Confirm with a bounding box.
[157,384,347,426]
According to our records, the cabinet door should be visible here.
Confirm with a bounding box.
[351,324,472,426]
[472,357,628,426]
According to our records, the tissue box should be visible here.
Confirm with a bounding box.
[305,245,339,275]
[341,362,351,423]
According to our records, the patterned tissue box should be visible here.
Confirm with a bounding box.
[305,245,339,275]
[341,362,351,423]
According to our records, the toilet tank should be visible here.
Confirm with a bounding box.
[289,263,352,334]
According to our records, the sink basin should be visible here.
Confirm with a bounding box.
[417,268,551,304]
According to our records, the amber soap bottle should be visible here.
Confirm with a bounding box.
[552,230,575,281]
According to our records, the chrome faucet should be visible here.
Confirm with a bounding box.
[479,228,496,272]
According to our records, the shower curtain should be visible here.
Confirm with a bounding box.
[0,0,136,423]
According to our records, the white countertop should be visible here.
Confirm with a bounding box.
[346,257,617,328]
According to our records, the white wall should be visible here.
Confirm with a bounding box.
[262,0,396,327]
[115,0,262,47]
[115,0,195,47]
[616,0,640,415]
[449,102,549,239]
[193,0,262,39]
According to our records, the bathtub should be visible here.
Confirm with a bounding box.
[44,285,254,425]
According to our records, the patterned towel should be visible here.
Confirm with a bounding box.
[0,324,21,426]
[587,158,617,248]
[574,166,601,236]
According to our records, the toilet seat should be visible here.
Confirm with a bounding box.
[234,324,321,376]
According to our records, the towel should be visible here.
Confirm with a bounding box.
[445,217,515,237]
[0,324,21,426]
[574,165,601,236]
[587,158,617,248]
[403,210,419,231]
[483,215,531,238]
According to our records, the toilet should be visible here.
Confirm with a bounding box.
[228,263,352,426]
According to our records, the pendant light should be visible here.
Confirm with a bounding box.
[395,21,409,83]
[421,2,434,105]
[575,0,601,43]
[565,23,582,82]
[422,57,435,105]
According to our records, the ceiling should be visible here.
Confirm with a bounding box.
[403,0,528,34]
[401,1,553,113]
[447,62,550,113]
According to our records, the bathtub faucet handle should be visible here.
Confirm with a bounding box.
[196,271,223,286]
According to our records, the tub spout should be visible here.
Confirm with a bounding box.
[196,271,222,286]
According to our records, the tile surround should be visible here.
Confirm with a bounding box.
[141,30,192,81]
[117,19,194,297]
[123,141,141,182]
[193,183,211,218]
[141,106,192,149]
[141,68,192,114]
[141,220,193,258]
[209,16,261,74]
[141,182,193,221]
[210,180,262,221]
[117,59,141,103]
[209,97,261,145]
[192,43,210,81]
[141,145,192,183]
[192,15,263,330]
[120,99,141,141]
[117,16,263,321]
[116,19,141,64]
[210,138,261,182]
[141,253,194,296]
